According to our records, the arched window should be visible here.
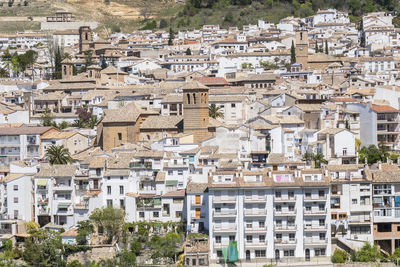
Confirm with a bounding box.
[187,93,190,104]
[85,32,88,40]
[63,66,67,75]
[300,32,303,40]
[193,93,196,104]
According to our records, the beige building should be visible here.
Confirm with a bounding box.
[41,131,89,156]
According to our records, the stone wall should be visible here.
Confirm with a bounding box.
[67,245,116,263]
[40,21,98,31]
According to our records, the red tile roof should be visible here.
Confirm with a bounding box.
[194,76,228,86]
[330,97,357,102]
[371,105,398,113]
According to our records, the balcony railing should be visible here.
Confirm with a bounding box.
[53,184,73,191]
[274,196,297,202]
[213,225,237,232]
[213,210,237,217]
[244,196,267,203]
[274,209,296,216]
[274,224,297,231]
[304,208,327,216]
[213,196,236,203]
[304,195,327,201]
[304,224,328,230]
[304,237,328,244]
[130,162,152,169]
[244,210,267,216]
[275,239,297,245]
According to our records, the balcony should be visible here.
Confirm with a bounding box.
[213,196,236,204]
[304,237,328,246]
[136,198,162,209]
[244,209,267,217]
[245,241,268,248]
[130,162,152,169]
[274,209,296,216]
[53,184,73,191]
[75,185,88,191]
[274,239,297,246]
[245,227,267,233]
[304,224,328,231]
[274,224,297,232]
[274,196,297,203]
[244,196,266,203]
[74,203,89,210]
[213,210,237,218]
[348,217,371,224]
[304,208,327,216]
[304,195,327,202]
[213,225,237,233]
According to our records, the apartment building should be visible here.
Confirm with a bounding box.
[34,164,78,228]
[0,126,58,166]
[329,164,373,251]
[370,167,400,254]
[206,169,331,264]
[347,103,400,151]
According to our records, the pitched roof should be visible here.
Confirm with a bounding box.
[193,76,228,86]
[0,126,55,136]
[371,104,398,113]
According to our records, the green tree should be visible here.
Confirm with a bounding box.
[149,232,181,262]
[185,48,192,55]
[89,207,125,244]
[353,242,383,262]
[314,40,319,53]
[325,40,329,54]
[45,145,73,165]
[77,220,94,245]
[131,240,142,256]
[209,104,224,119]
[54,46,63,79]
[359,145,388,165]
[159,19,168,28]
[168,28,174,46]
[22,229,65,267]
[40,108,56,127]
[57,121,70,130]
[332,249,349,263]
[312,153,327,168]
[290,40,296,64]
[119,249,137,267]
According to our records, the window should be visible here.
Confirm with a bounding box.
[229,235,235,241]
[139,212,144,218]
[319,233,326,240]
[246,222,252,229]
[276,205,282,212]
[276,233,282,241]
[217,250,223,257]
[246,235,253,243]
[255,250,266,258]
[284,250,295,257]
[96,168,101,176]
[192,259,196,266]
[352,199,357,204]
[319,204,325,211]
[118,133,122,141]
[231,103,236,108]
[119,186,124,195]
[195,195,201,204]
[107,186,111,195]
[153,211,159,217]
[319,219,325,226]
[13,185,18,191]
[215,236,221,243]
[199,258,205,265]
[259,221,265,228]
[289,205,294,211]
[14,197,18,203]
[176,211,182,218]
[318,190,324,197]
[259,235,265,243]
[195,208,201,218]
[289,233,295,241]
[106,199,113,207]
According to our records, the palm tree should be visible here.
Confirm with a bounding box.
[45,145,73,165]
[312,153,327,168]
[209,104,224,119]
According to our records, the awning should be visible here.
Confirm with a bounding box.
[37,179,47,186]
[58,203,70,208]
[165,180,178,186]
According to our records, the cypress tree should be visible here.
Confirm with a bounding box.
[290,40,296,64]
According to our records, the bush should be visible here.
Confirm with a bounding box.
[332,249,349,263]
[353,243,383,262]
[141,20,157,30]
[159,19,168,28]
